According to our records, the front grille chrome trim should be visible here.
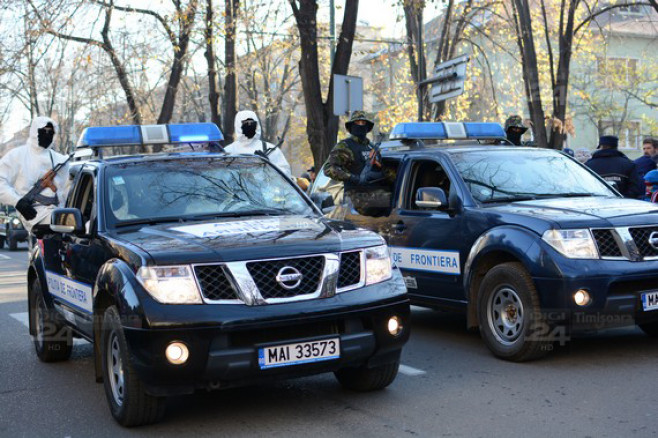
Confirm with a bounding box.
[193,251,367,305]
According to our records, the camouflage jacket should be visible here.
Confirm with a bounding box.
[325,136,395,183]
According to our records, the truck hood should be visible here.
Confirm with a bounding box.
[109,215,383,265]
[484,197,658,228]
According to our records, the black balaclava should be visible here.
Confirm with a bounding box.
[349,124,369,140]
[241,119,257,139]
[506,128,523,146]
[37,122,55,148]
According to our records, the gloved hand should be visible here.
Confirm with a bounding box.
[357,167,385,185]
[16,197,37,221]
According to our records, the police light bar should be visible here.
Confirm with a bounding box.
[77,123,223,148]
[389,122,505,140]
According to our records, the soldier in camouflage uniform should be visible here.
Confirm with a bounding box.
[325,111,394,217]
[504,115,528,146]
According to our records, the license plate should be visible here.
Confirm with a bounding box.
[641,291,658,311]
[258,338,340,369]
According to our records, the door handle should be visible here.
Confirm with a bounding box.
[393,221,407,233]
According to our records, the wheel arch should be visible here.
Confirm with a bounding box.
[92,258,147,383]
[463,226,553,329]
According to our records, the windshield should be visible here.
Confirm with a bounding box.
[450,149,617,203]
[104,157,313,227]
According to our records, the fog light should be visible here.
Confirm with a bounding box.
[574,289,591,306]
[387,316,403,336]
[165,341,189,365]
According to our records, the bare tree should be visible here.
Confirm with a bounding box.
[289,0,359,168]
[204,0,221,129]
[223,0,239,141]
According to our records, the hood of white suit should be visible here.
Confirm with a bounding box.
[27,116,59,152]
[233,110,261,144]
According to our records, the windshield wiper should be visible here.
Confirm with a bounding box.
[114,216,184,228]
[187,208,287,220]
[481,196,539,203]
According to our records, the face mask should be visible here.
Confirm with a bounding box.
[350,124,369,139]
[37,124,55,148]
[241,122,257,139]
[506,130,522,146]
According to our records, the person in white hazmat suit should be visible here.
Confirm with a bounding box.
[225,110,292,176]
[0,116,70,232]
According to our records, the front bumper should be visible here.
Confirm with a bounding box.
[123,280,410,396]
[533,258,658,331]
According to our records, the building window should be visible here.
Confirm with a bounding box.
[596,57,638,85]
[598,120,642,149]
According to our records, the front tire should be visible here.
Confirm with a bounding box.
[101,306,166,427]
[477,262,551,362]
[8,235,17,250]
[335,360,400,391]
[0,235,5,248]
[31,279,72,362]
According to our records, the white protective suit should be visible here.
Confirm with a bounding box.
[225,110,292,176]
[0,117,70,232]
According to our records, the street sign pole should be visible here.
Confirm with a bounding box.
[333,74,363,116]
[419,54,470,108]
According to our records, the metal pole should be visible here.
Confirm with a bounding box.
[330,0,336,66]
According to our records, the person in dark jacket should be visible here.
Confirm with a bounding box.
[585,135,643,199]
[633,137,657,179]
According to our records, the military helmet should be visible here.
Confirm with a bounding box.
[504,115,528,132]
[345,110,374,133]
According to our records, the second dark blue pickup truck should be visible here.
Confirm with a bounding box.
[311,121,658,362]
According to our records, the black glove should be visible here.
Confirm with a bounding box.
[358,167,385,185]
[16,197,37,221]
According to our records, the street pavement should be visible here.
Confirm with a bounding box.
[1,245,657,438]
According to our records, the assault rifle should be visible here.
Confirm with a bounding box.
[23,152,74,204]
[255,136,285,159]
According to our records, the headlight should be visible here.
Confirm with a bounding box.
[365,245,392,285]
[10,218,21,227]
[542,229,598,259]
[136,265,202,304]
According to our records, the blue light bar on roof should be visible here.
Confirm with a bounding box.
[390,122,446,140]
[168,123,223,143]
[77,123,224,147]
[78,125,142,147]
[389,122,505,140]
[463,122,505,138]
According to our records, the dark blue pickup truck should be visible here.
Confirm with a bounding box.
[311,121,658,362]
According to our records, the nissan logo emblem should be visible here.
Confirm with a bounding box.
[649,232,658,251]
[275,266,303,290]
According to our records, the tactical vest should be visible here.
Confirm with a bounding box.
[342,137,372,192]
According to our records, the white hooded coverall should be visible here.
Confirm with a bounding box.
[225,110,292,176]
[0,116,70,232]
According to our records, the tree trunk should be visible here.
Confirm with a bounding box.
[157,1,198,124]
[100,6,142,125]
[513,0,548,148]
[548,0,578,150]
[403,2,429,121]
[290,0,359,169]
[223,0,239,142]
[204,0,222,132]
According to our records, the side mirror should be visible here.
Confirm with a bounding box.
[50,208,84,234]
[310,192,334,211]
[415,187,448,209]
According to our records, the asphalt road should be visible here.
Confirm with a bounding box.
[1,245,657,438]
